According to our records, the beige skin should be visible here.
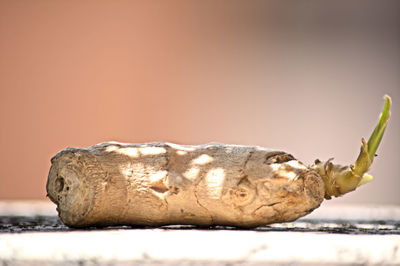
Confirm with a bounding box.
[47,142,325,228]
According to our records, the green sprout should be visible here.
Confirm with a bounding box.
[311,95,391,199]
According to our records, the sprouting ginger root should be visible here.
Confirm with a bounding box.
[46,96,391,228]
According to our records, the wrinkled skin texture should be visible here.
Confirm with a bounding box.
[47,142,325,228]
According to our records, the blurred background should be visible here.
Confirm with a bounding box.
[0,0,399,205]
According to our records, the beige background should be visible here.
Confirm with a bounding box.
[0,1,399,204]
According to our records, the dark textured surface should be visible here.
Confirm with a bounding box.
[2,202,399,265]
[1,215,399,235]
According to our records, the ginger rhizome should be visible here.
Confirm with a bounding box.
[47,96,391,227]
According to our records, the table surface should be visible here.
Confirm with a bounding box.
[0,200,399,265]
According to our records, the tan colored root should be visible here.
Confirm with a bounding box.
[47,142,325,228]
